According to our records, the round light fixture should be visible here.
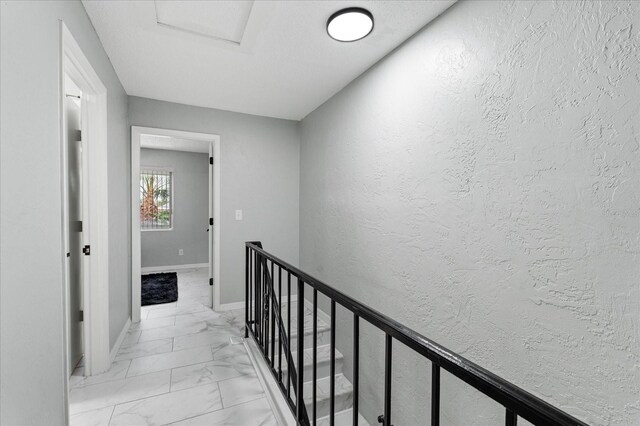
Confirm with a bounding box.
[327,7,374,42]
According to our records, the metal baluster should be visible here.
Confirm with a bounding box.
[313,289,318,425]
[287,270,291,398]
[249,248,253,336]
[330,300,336,425]
[384,334,392,426]
[278,266,283,380]
[255,252,261,343]
[431,364,440,426]
[353,314,359,426]
[263,260,268,354]
[245,246,249,338]
[270,261,275,367]
[506,409,517,426]
[296,279,305,423]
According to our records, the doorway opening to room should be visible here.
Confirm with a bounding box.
[131,127,220,323]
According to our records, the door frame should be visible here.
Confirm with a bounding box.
[60,22,110,378]
[131,126,221,323]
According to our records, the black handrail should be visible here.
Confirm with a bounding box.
[245,241,587,426]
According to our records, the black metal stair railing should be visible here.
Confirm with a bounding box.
[245,241,588,426]
[245,241,311,425]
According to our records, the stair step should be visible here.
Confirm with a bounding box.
[272,315,332,350]
[317,409,370,426]
[274,344,344,381]
[304,373,353,420]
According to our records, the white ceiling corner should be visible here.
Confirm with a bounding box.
[82,0,457,120]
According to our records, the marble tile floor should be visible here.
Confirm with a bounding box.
[69,268,279,426]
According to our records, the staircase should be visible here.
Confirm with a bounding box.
[246,242,588,426]
[277,301,369,426]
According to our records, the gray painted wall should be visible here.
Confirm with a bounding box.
[0,1,130,424]
[300,1,639,425]
[141,149,209,268]
[129,97,300,305]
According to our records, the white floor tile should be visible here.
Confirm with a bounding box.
[218,374,265,408]
[109,383,223,426]
[69,268,279,425]
[169,397,277,426]
[127,346,213,377]
[70,359,131,389]
[211,342,247,360]
[121,330,142,346]
[115,338,173,361]
[138,322,208,342]
[68,370,170,414]
[142,301,176,311]
[69,405,114,426]
[146,304,205,320]
[130,316,176,331]
[170,355,254,392]
[173,329,234,352]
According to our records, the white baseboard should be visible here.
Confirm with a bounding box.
[110,317,131,363]
[141,263,208,274]
[244,338,295,426]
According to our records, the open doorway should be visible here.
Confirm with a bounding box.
[60,23,110,381]
[131,127,221,323]
[64,76,85,375]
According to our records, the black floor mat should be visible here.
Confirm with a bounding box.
[141,272,178,306]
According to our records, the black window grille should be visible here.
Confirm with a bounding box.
[140,169,172,230]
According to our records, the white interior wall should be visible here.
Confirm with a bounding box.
[128,96,300,306]
[299,1,639,425]
[0,1,130,424]
[140,148,209,268]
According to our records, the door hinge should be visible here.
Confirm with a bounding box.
[209,217,213,226]
[82,245,90,255]
[209,278,213,286]
[77,130,82,141]
[75,220,83,232]
[79,310,84,322]
[209,156,213,165]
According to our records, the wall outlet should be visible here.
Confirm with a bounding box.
[178,249,184,256]
[235,210,243,220]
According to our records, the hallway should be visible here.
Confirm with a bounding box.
[69,268,278,425]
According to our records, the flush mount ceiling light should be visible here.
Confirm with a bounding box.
[327,7,374,42]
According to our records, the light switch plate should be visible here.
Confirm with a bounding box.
[235,210,243,220]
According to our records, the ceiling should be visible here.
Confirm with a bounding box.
[82,0,456,120]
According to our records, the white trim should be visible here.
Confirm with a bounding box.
[109,318,131,363]
[132,126,221,323]
[244,338,295,426]
[60,22,110,379]
[141,263,209,274]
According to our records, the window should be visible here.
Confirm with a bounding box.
[140,169,172,230]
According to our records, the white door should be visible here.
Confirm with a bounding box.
[66,94,84,374]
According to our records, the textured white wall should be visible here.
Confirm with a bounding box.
[300,1,639,425]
